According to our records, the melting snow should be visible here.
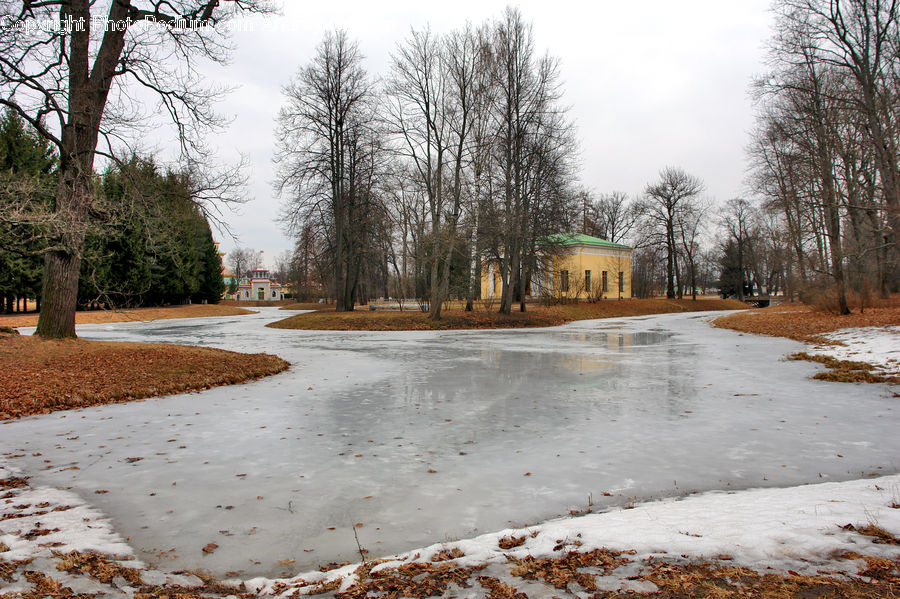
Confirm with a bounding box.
[813,326,900,374]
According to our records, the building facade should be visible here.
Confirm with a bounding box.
[238,268,284,301]
[481,234,633,300]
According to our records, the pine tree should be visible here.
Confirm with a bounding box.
[0,109,57,313]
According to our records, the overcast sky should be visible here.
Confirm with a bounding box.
[201,1,775,268]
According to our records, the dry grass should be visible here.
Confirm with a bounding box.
[268,308,568,330]
[640,557,900,598]
[0,303,256,329]
[713,300,900,344]
[268,298,747,331]
[856,523,900,545]
[788,352,900,384]
[0,335,289,420]
[280,302,335,311]
[4,540,899,597]
[54,550,142,584]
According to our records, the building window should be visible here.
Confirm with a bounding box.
[618,272,625,293]
[602,271,608,292]
[560,270,569,293]
[272,289,277,298]
[584,270,591,292]
[244,290,249,298]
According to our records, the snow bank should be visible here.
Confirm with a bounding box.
[246,474,900,596]
[813,326,900,374]
[0,464,134,563]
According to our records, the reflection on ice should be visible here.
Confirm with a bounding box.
[1,308,896,578]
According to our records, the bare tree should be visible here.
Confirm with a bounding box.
[0,1,273,337]
[677,198,709,301]
[748,2,897,312]
[721,198,755,302]
[488,7,577,314]
[275,30,384,312]
[778,0,900,249]
[640,167,705,299]
[385,25,478,319]
[584,190,639,244]
[226,247,257,283]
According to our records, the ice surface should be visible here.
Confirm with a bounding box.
[3,308,898,578]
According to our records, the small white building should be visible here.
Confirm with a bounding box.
[238,268,284,301]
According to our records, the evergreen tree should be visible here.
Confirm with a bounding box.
[718,240,748,299]
[194,220,226,304]
[78,156,224,308]
[0,109,57,313]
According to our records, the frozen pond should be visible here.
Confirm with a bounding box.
[2,308,898,578]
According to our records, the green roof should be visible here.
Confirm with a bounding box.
[548,233,632,250]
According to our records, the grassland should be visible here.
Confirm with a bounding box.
[0,303,255,329]
[0,333,289,420]
[270,297,748,331]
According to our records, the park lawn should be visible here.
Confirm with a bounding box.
[0,303,256,329]
[0,333,289,420]
[280,301,335,311]
[713,301,900,343]
[268,297,748,331]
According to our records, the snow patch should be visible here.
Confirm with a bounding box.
[0,464,134,565]
[248,475,900,596]
[814,326,900,374]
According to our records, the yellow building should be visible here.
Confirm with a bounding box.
[481,233,632,301]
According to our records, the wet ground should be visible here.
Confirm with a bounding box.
[3,308,897,578]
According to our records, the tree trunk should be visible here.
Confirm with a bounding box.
[35,160,92,337]
[500,249,518,315]
[519,269,530,312]
[428,249,443,320]
[823,199,850,315]
[690,260,697,301]
[665,223,676,299]
[36,251,81,337]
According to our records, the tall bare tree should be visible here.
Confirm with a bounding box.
[778,0,900,250]
[720,198,756,302]
[747,0,900,311]
[275,30,384,312]
[0,0,272,337]
[583,190,639,244]
[226,247,257,283]
[385,25,479,319]
[488,7,577,314]
[641,167,705,299]
[676,198,708,301]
